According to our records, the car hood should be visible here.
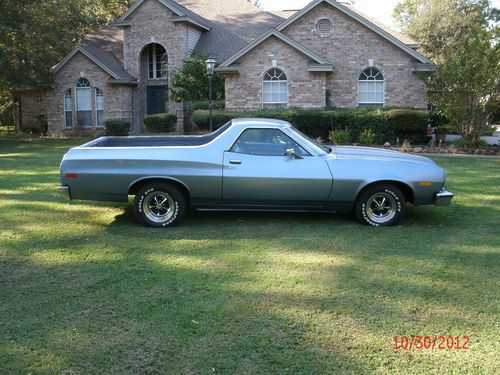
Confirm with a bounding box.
[331,146,435,165]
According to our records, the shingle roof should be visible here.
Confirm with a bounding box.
[56,0,424,78]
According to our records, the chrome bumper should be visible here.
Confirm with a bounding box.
[57,185,71,200]
[435,188,454,206]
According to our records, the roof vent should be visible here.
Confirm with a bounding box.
[316,19,333,36]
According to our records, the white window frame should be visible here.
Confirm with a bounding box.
[64,89,73,128]
[148,44,168,80]
[358,67,385,107]
[262,68,288,105]
[75,78,93,128]
[95,88,104,128]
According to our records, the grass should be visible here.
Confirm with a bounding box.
[0,135,499,374]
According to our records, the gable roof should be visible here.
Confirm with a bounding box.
[276,0,431,64]
[218,29,333,70]
[52,25,134,82]
[119,0,212,30]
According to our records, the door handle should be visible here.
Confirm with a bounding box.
[229,160,242,165]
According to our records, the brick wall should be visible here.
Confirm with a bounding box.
[281,2,427,108]
[225,36,327,110]
[47,53,133,135]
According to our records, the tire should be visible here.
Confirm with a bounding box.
[355,183,405,227]
[133,183,186,227]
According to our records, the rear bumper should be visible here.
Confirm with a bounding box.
[434,188,454,206]
[57,185,71,200]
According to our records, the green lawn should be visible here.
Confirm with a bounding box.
[0,136,499,374]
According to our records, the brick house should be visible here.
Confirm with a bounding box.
[17,0,436,135]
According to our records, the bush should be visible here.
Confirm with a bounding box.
[105,119,130,136]
[191,101,225,111]
[143,113,177,133]
[328,128,351,145]
[191,107,429,144]
[385,109,428,144]
[359,128,376,145]
[456,138,488,151]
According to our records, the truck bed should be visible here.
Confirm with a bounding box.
[81,135,215,148]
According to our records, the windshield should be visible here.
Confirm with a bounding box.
[289,126,331,154]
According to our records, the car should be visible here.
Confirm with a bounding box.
[58,118,454,227]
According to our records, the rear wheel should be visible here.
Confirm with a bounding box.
[355,184,405,227]
[133,183,186,227]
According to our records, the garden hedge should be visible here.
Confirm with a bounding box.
[143,113,177,133]
[105,119,130,136]
[192,108,429,144]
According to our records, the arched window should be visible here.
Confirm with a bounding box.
[95,88,104,127]
[64,89,73,128]
[148,44,168,79]
[358,67,384,107]
[263,68,288,106]
[75,78,92,127]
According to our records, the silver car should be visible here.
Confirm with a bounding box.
[58,118,453,227]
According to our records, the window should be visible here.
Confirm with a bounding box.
[95,88,104,127]
[148,44,168,79]
[263,68,288,106]
[64,89,72,128]
[75,78,92,127]
[231,128,308,157]
[358,67,384,107]
[316,19,333,36]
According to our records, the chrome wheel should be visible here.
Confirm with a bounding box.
[366,192,397,224]
[142,191,175,224]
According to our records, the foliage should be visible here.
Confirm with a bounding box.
[192,108,429,144]
[456,137,489,150]
[0,0,129,130]
[359,128,376,145]
[394,0,500,142]
[385,108,429,143]
[328,128,351,145]
[400,139,412,152]
[143,113,177,133]
[170,53,225,102]
[105,119,130,136]
[0,137,499,374]
[191,100,225,111]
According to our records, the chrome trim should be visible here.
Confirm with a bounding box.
[57,185,71,200]
[435,188,454,206]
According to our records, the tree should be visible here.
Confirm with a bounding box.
[170,54,225,103]
[393,0,499,144]
[0,0,129,126]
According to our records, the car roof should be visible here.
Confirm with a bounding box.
[230,118,292,129]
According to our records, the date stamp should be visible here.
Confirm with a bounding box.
[393,335,470,350]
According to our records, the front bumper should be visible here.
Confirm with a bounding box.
[434,188,454,206]
[57,185,71,200]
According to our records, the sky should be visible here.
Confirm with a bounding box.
[260,0,500,29]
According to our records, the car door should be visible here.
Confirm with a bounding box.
[222,128,333,209]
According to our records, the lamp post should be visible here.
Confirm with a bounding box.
[205,58,216,132]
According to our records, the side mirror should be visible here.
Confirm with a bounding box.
[286,148,303,159]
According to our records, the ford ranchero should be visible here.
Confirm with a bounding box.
[58,118,453,227]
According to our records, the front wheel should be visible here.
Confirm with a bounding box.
[133,183,186,227]
[355,184,405,227]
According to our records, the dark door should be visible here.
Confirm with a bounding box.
[147,86,167,115]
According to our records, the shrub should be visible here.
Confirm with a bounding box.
[385,109,428,144]
[105,119,130,136]
[191,101,225,111]
[456,138,488,151]
[328,128,351,145]
[359,128,376,145]
[190,108,428,144]
[143,113,177,133]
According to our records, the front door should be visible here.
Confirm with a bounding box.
[147,86,167,115]
[222,128,333,209]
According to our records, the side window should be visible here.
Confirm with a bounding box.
[230,128,309,156]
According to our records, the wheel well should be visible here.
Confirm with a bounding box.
[128,178,191,202]
[358,180,414,204]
